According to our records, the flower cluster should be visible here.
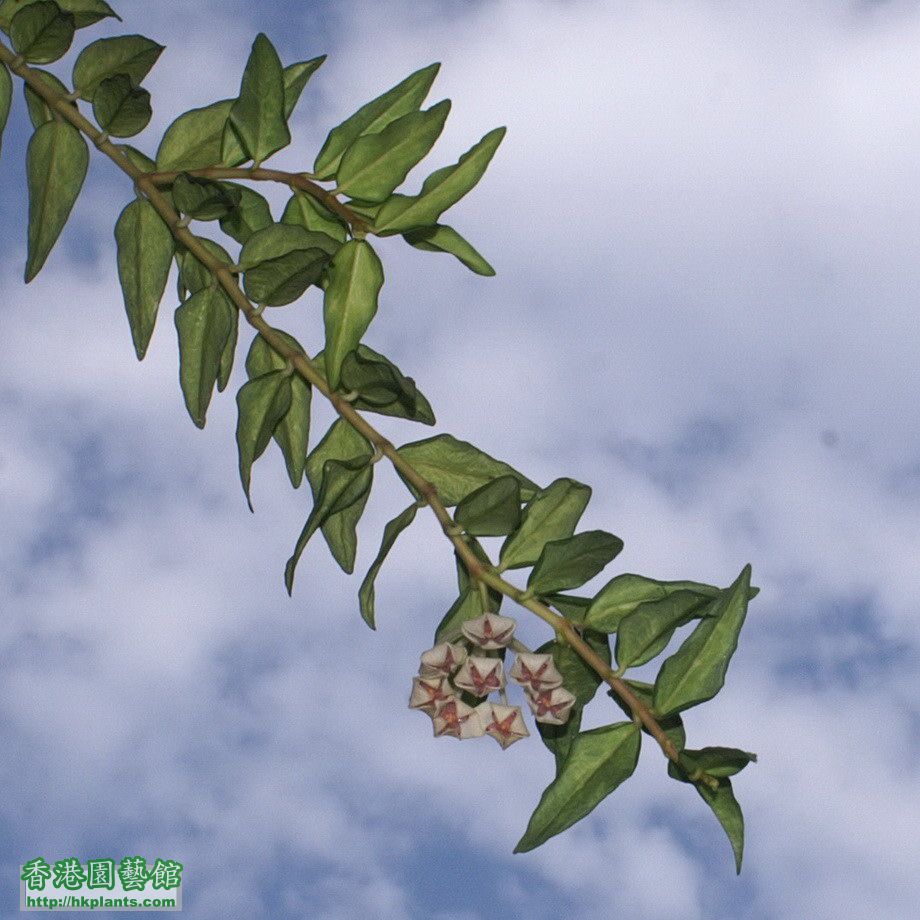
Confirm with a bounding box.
[409,613,577,749]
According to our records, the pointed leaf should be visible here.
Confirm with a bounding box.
[668,774,745,874]
[544,593,592,624]
[239,222,339,268]
[654,565,753,718]
[335,99,450,202]
[374,126,506,234]
[0,0,118,31]
[313,62,440,179]
[25,120,88,282]
[403,223,495,276]
[92,74,151,138]
[217,306,237,393]
[11,2,74,64]
[72,34,163,100]
[282,190,347,242]
[236,370,293,510]
[114,198,174,359]
[0,62,11,157]
[514,722,641,853]
[219,185,272,245]
[174,286,234,428]
[222,33,289,167]
[455,474,521,537]
[305,419,374,574]
[500,477,591,570]
[585,573,726,634]
[434,586,486,644]
[358,502,418,629]
[397,433,538,507]
[528,530,624,596]
[339,344,418,408]
[536,630,611,770]
[285,455,373,593]
[282,55,325,120]
[246,330,312,488]
[156,99,232,171]
[323,239,384,389]
[670,747,758,782]
[245,249,328,306]
[615,590,714,670]
[176,237,232,297]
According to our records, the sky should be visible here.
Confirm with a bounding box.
[2,0,920,917]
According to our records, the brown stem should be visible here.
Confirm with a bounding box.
[146,166,371,235]
[0,42,680,765]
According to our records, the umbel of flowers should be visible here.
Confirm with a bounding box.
[409,613,577,749]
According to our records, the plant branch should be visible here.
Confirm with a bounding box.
[0,41,679,766]
[145,167,371,235]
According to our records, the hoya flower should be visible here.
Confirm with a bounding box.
[408,676,455,716]
[509,653,564,693]
[419,642,467,678]
[476,703,529,749]
[453,656,506,697]
[432,698,485,739]
[461,613,516,649]
[525,687,577,725]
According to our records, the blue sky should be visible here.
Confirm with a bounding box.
[2,0,920,917]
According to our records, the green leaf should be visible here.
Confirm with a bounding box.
[0,0,118,31]
[282,190,347,242]
[173,286,234,428]
[500,477,591,570]
[114,198,174,360]
[236,370,293,510]
[608,679,686,751]
[313,62,440,179]
[282,55,325,120]
[669,772,745,874]
[455,474,521,537]
[397,433,539,507]
[156,99,232,171]
[536,631,611,770]
[434,586,486,644]
[670,747,757,781]
[176,237,232,298]
[304,419,374,574]
[72,34,163,100]
[0,62,10,157]
[11,2,74,64]
[222,32,290,167]
[239,222,339,268]
[335,100,450,203]
[286,454,373,592]
[358,502,418,629]
[22,68,75,128]
[246,250,329,307]
[219,185,272,245]
[528,530,624,596]
[118,143,156,174]
[172,173,241,221]
[25,120,88,282]
[246,330,312,488]
[323,239,384,389]
[217,307,237,393]
[92,74,151,138]
[374,126,506,234]
[653,565,753,718]
[615,590,714,670]
[403,224,495,276]
[544,593,592,624]
[585,573,726,634]
[515,722,641,853]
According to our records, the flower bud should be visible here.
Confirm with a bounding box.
[476,702,529,749]
[461,613,516,649]
[453,656,506,697]
[509,652,564,693]
[409,676,455,716]
[419,642,467,678]
[432,698,485,739]
[525,686,577,725]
